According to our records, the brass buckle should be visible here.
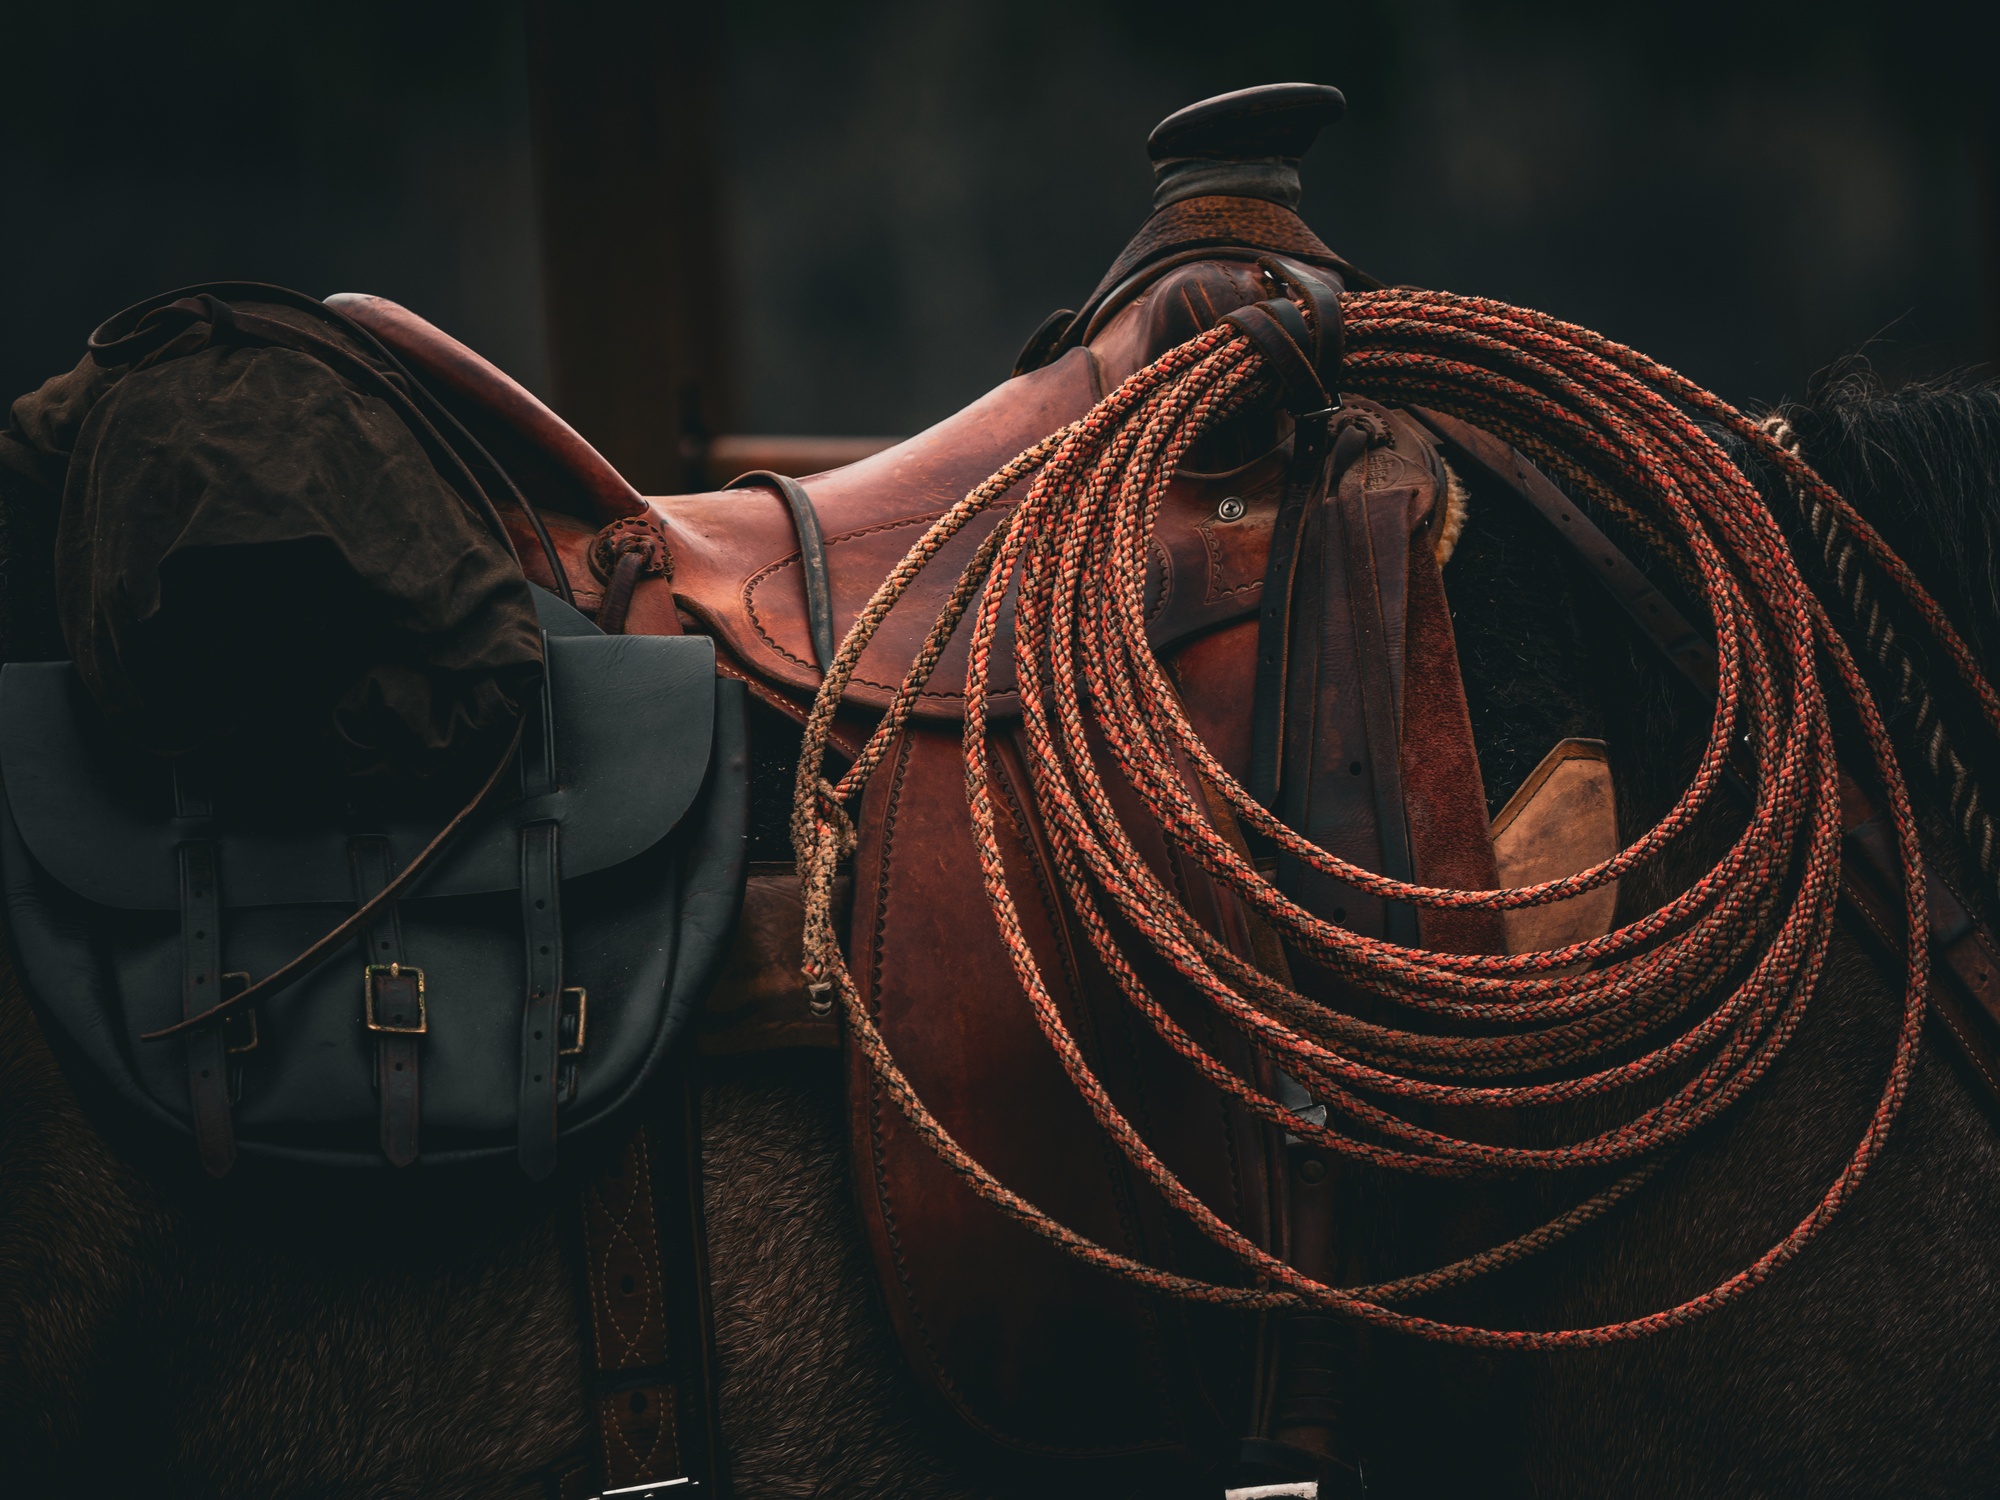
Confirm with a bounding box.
[363,963,427,1035]
[220,972,257,1054]
[559,986,588,1056]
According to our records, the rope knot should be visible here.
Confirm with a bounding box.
[588,516,674,584]
[1329,407,1391,448]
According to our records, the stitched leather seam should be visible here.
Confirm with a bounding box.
[1195,517,1268,603]
[743,510,1012,700]
[1145,541,1174,625]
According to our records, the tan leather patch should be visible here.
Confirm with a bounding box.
[1490,738,1620,954]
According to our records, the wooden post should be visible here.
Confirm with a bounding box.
[526,0,731,494]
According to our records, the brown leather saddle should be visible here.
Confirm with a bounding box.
[328,78,2000,1498]
[334,82,1511,1493]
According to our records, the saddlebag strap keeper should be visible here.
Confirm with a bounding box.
[177,840,236,1177]
[351,837,422,1167]
[518,818,565,1181]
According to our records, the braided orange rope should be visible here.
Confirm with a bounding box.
[794,289,1975,1347]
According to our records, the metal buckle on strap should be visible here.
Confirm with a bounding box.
[219,973,258,1054]
[559,986,589,1056]
[363,963,427,1035]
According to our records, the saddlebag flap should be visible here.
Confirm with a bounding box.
[0,618,747,1175]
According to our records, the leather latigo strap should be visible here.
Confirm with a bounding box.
[350,837,421,1167]
[1408,404,2000,1103]
[1236,399,1501,1483]
[177,840,236,1178]
[518,820,565,1182]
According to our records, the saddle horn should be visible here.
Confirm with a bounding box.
[1019,82,1365,375]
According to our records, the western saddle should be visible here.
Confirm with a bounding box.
[18,78,1998,1500]
[325,81,1616,1496]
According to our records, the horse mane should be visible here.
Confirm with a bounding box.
[1783,368,2000,661]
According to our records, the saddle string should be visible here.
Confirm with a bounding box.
[794,289,1977,1347]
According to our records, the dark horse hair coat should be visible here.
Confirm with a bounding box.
[3,370,2000,1497]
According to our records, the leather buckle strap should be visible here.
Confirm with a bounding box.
[726,470,836,673]
[1249,414,1336,810]
[1224,299,1331,416]
[143,713,529,1044]
[353,837,422,1167]
[362,965,428,1035]
[518,819,565,1181]
[177,840,236,1177]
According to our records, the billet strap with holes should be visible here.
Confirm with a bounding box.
[1273,404,1421,946]
[351,836,422,1166]
[518,819,564,1180]
[176,840,235,1177]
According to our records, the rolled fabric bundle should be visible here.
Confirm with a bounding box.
[1,289,542,781]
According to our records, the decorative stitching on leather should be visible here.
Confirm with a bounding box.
[743,510,1013,701]
[600,1386,677,1482]
[1195,516,1268,603]
[589,1132,665,1369]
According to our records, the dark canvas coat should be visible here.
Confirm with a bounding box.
[0,288,540,780]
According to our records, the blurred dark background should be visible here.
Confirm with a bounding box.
[1,0,1992,493]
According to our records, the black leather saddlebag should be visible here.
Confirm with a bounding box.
[0,588,746,1177]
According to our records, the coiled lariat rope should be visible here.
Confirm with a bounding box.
[793,287,2000,1348]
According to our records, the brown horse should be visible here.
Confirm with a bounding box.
[6,101,2000,1500]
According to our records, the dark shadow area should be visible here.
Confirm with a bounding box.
[1,0,1992,451]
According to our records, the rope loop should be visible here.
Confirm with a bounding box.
[789,288,1989,1348]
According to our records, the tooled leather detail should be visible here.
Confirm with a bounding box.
[589,515,674,583]
[581,1129,682,1486]
[1196,490,1280,604]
